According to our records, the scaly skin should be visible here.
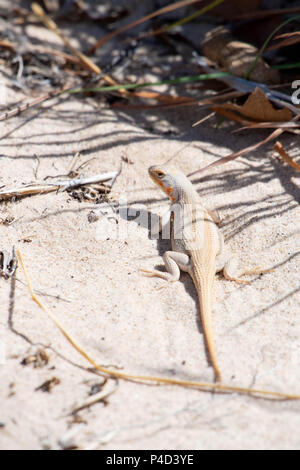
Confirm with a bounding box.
[143,165,272,382]
[146,165,222,382]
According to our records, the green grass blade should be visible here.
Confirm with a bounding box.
[165,0,226,30]
[66,72,231,94]
[246,14,300,80]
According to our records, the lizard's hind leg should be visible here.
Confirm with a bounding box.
[216,253,272,284]
[140,251,190,282]
[221,256,251,284]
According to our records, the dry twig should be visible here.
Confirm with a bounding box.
[69,380,118,415]
[16,250,300,401]
[274,141,300,171]
[31,3,103,77]
[0,171,118,201]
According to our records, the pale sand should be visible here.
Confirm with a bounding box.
[0,19,299,451]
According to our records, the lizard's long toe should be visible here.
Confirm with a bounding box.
[242,266,274,276]
[139,268,157,277]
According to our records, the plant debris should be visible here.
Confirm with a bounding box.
[212,87,293,123]
[35,377,60,393]
[21,348,49,368]
[17,249,300,401]
[201,26,280,84]
[0,215,15,226]
[0,247,18,279]
[0,171,118,202]
[274,141,300,171]
[69,380,118,415]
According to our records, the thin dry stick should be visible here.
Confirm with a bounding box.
[87,0,203,54]
[69,381,118,415]
[189,114,300,176]
[0,171,118,201]
[35,47,82,65]
[188,128,284,177]
[0,83,73,122]
[17,250,300,400]
[232,121,300,133]
[31,3,114,85]
[274,141,300,171]
[192,112,215,127]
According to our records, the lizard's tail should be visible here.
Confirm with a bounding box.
[192,269,222,383]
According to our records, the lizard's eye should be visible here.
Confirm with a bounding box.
[156,170,165,178]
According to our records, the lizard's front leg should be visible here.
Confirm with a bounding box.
[140,251,190,282]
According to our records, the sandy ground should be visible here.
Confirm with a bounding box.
[0,4,300,450]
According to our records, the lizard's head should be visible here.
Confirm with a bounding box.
[148,165,182,201]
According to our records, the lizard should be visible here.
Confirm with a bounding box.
[141,165,271,383]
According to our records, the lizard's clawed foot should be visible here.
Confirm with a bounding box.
[228,277,251,285]
[223,272,251,284]
[223,265,274,285]
[139,268,157,278]
[139,268,176,283]
[139,268,168,280]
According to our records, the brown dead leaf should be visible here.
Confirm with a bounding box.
[211,106,250,125]
[201,26,280,84]
[212,87,292,123]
